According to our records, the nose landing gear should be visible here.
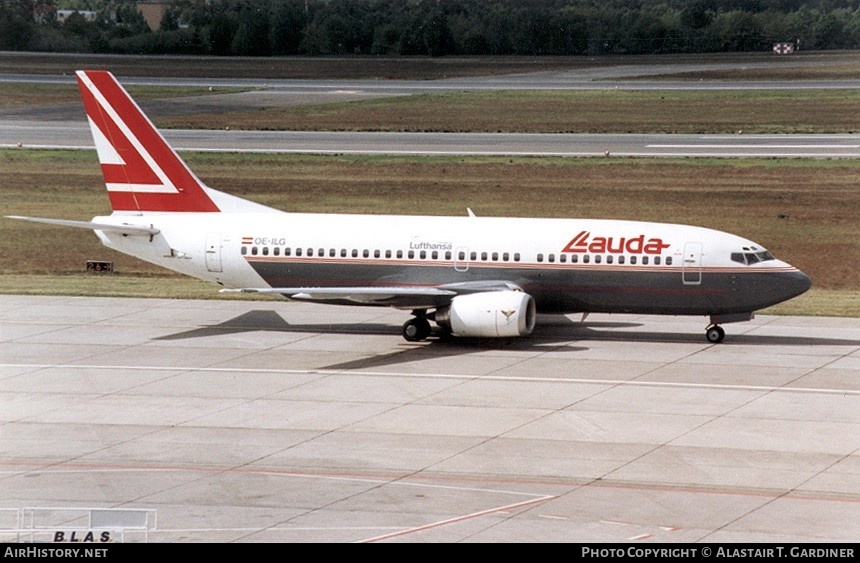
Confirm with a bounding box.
[705,312,753,344]
[705,324,725,343]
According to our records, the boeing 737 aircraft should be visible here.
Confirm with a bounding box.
[7,70,811,343]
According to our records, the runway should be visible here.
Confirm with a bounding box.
[4,56,860,159]
[1,294,858,542]
[3,121,859,158]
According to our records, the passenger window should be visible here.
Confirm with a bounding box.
[537,253,544,263]
[251,247,258,255]
[606,255,613,264]
[492,252,498,261]
[470,252,477,261]
[329,249,336,257]
[285,247,292,257]
[559,254,566,263]
[666,256,672,266]
[594,255,601,264]
[481,252,488,261]
[654,256,661,265]
[352,249,358,258]
[295,248,302,257]
[420,251,427,259]
[458,251,466,260]
[374,250,380,258]
[340,249,347,257]
[445,251,451,260]
[432,251,439,260]
[514,253,520,262]
[385,250,392,259]
[306,248,313,257]
[548,254,555,263]
[241,246,247,255]
[396,250,403,259]
[363,249,370,258]
[583,255,590,264]
[630,256,636,265]
[503,252,509,261]
[570,254,578,263]
[618,256,625,264]
[408,251,415,259]
[274,247,280,256]
[642,256,649,265]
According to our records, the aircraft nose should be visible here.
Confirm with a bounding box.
[781,269,812,300]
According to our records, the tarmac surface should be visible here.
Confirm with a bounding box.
[1,294,858,542]
[4,56,860,159]
[4,121,860,158]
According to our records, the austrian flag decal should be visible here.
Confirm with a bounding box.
[76,70,219,213]
[563,231,670,255]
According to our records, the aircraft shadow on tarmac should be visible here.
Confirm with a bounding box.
[151,309,860,371]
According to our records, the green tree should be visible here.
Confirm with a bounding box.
[232,5,270,55]
[0,1,34,50]
[269,0,306,55]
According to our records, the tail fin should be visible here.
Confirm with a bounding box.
[76,70,220,213]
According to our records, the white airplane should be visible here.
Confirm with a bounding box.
[7,70,811,343]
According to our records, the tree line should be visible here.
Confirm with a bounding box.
[3,0,860,56]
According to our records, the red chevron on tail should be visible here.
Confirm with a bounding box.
[76,70,220,213]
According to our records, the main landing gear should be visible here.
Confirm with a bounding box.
[705,324,726,344]
[402,310,432,342]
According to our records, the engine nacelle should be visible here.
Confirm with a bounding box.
[435,290,536,338]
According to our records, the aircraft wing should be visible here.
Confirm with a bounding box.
[220,280,524,308]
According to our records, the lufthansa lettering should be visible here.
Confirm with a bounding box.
[409,241,453,251]
[562,231,670,255]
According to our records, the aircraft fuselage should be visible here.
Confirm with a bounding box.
[94,211,811,319]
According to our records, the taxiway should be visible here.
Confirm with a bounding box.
[3,122,859,158]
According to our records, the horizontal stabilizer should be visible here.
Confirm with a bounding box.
[5,216,160,236]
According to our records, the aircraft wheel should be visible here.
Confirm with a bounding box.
[705,324,725,344]
[403,317,431,342]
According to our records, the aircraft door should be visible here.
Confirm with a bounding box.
[205,232,223,273]
[682,242,702,285]
[454,246,469,272]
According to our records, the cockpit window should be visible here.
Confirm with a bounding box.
[731,251,775,265]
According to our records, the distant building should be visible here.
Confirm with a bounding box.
[137,1,170,31]
[773,42,796,55]
[56,9,98,24]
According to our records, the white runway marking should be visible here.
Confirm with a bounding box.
[648,144,860,149]
[4,363,858,396]
[358,494,556,543]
